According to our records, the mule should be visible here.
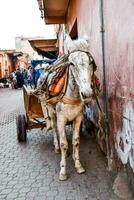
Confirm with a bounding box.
[37,36,96,180]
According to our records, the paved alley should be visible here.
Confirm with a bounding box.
[0,88,131,200]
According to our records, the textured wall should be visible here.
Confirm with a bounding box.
[104,0,134,171]
[65,0,134,171]
[0,52,14,78]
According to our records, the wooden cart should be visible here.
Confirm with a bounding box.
[16,85,46,142]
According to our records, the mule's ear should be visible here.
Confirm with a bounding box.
[65,34,75,53]
[65,34,73,43]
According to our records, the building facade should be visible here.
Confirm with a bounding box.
[15,36,42,61]
[0,51,15,78]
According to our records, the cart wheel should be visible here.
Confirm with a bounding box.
[16,114,27,142]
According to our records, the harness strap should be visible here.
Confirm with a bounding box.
[46,66,69,105]
[92,71,102,112]
[46,96,82,106]
[46,66,82,105]
[62,96,81,105]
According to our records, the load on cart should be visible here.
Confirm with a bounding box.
[29,58,56,88]
[9,58,56,89]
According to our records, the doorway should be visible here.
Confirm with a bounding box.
[69,19,78,39]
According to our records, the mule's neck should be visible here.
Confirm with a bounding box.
[64,67,81,100]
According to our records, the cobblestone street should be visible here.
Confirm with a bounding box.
[0,88,131,200]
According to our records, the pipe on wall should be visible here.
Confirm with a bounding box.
[100,0,111,164]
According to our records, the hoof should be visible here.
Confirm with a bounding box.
[59,173,67,181]
[46,121,53,131]
[55,148,60,154]
[76,167,85,174]
[46,126,53,131]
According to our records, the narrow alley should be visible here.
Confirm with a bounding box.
[0,88,131,200]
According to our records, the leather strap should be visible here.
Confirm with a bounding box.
[46,66,82,106]
[62,96,81,105]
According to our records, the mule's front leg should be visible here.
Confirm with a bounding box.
[57,116,68,180]
[48,106,60,153]
[53,126,60,154]
[41,101,60,153]
[72,114,85,174]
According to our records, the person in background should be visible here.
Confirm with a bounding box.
[15,67,24,88]
[27,66,36,89]
[22,69,28,87]
[31,66,36,88]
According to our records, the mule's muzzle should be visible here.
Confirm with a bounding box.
[80,92,93,103]
[81,92,87,99]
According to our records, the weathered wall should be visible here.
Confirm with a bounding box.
[66,0,77,33]
[0,54,4,78]
[7,54,15,74]
[15,36,39,60]
[104,0,134,171]
[0,52,14,78]
[66,0,103,80]
[64,0,134,172]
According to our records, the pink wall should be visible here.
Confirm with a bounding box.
[0,54,4,78]
[67,0,103,79]
[104,0,134,169]
[65,0,134,171]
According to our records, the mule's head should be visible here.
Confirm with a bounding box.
[65,35,94,101]
[69,51,94,101]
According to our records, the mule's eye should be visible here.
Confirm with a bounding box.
[70,62,74,66]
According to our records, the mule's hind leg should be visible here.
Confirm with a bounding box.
[72,114,85,174]
[57,116,68,180]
